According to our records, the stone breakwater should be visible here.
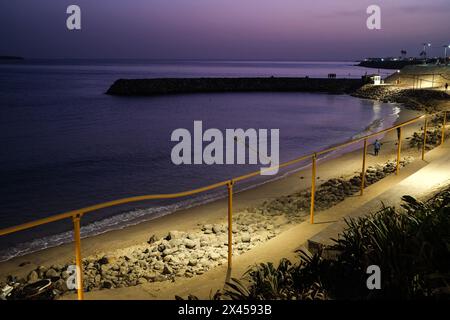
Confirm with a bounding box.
[352,86,449,149]
[352,85,449,112]
[1,158,413,299]
[106,77,365,96]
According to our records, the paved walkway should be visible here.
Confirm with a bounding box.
[66,140,450,300]
[309,139,450,250]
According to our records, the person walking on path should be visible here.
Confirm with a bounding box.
[445,83,448,91]
[374,139,381,156]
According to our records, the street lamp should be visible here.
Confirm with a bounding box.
[444,45,450,60]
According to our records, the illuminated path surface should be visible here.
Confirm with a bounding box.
[308,138,450,251]
[64,138,450,300]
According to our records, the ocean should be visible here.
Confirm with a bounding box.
[0,60,399,261]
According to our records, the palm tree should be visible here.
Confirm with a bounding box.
[401,49,407,59]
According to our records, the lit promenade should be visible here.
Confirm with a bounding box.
[65,137,450,300]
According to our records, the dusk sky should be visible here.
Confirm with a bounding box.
[1,0,449,60]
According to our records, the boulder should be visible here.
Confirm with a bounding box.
[186,233,197,240]
[170,256,181,264]
[119,266,128,275]
[51,264,63,271]
[162,247,178,256]
[61,270,70,280]
[145,272,157,281]
[154,275,167,282]
[102,280,113,289]
[54,278,68,292]
[154,261,164,270]
[97,256,110,265]
[147,234,159,244]
[166,231,184,240]
[138,278,147,284]
[27,270,39,283]
[188,259,198,266]
[37,266,47,278]
[209,252,220,261]
[169,238,184,247]
[212,225,224,234]
[45,268,59,278]
[200,241,209,247]
[241,234,251,243]
[162,265,173,275]
[202,224,213,231]
[184,239,197,249]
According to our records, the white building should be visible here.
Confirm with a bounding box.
[372,75,381,85]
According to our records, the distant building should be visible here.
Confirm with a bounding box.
[372,75,382,85]
[362,74,382,85]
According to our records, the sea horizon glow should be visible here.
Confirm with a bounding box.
[1,0,449,60]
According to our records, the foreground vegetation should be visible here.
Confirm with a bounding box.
[179,187,450,300]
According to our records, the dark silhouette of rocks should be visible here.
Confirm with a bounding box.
[106,77,365,96]
[0,56,24,61]
[357,60,422,69]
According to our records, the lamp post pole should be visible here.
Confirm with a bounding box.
[444,45,450,61]
[422,43,431,61]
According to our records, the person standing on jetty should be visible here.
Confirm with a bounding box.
[374,139,381,156]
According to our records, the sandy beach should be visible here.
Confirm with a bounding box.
[1,97,448,299]
[0,104,428,278]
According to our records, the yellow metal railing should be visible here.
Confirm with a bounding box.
[0,111,447,300]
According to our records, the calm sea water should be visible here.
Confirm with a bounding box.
[0,60,398,261]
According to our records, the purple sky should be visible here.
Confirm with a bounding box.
[1,0,449,60]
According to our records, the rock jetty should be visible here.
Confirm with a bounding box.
[352,85,449,112]
[106,77,365,96]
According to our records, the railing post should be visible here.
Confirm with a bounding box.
[396,127,402,175]
[442,111,447,145]
[361,139,367,195]
[227,180,233,270]
[72,214,84,300]
[310,153,317,224]
[422,116,428,161]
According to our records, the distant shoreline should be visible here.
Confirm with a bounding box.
[0,56,24,61]
[356,60,422,70]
